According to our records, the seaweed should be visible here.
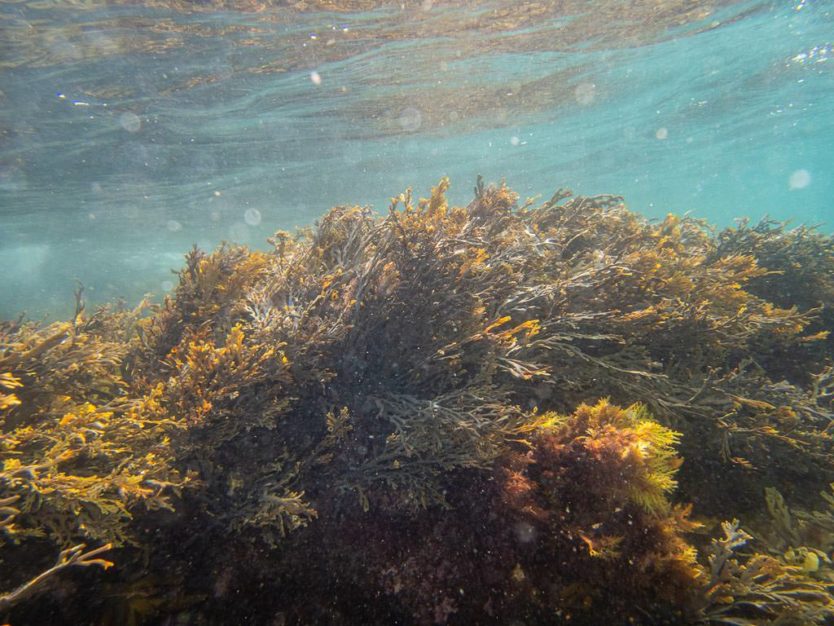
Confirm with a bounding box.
[699,519,834,625]
[712,218,834,376]
[494,400,702,621]
[0,543,113,613]
[2,177,834,624]
[0,298,185,614]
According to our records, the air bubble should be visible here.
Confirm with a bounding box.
[244,208,262,226]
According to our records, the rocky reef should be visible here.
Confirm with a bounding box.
[2,178,833,624]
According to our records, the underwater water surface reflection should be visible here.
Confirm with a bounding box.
[0,0,832,317]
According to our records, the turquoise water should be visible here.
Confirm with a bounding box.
[0,0,832,319]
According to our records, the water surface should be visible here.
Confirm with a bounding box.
[0,0,832,318]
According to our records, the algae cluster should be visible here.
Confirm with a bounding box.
[2,178,834,624]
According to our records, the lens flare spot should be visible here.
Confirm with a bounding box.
[789,169,811,190]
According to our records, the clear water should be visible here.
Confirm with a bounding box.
[0,0,832,319]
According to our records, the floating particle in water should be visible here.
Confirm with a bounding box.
[789,169,811,189]
[244,208,262,226]
[119,112,141,133]
[210,210,221,222]
[514,521,537,544]
[574,82,596,105]
[655,127,668,140]
[398,107,422,132]
[91,182,103,194]
[166,219,182,232]
[161,280,174,292]
[510,135,521,146]
[310,71,322,85]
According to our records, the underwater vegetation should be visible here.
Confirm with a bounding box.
[1,177,834,624]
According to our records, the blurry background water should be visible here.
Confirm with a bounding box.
[0,0,831,320]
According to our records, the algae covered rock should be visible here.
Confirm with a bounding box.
[2,178,833,624]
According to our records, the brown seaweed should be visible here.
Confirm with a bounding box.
[2,177,833,624]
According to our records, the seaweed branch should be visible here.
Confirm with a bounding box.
[0,543,112,612]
